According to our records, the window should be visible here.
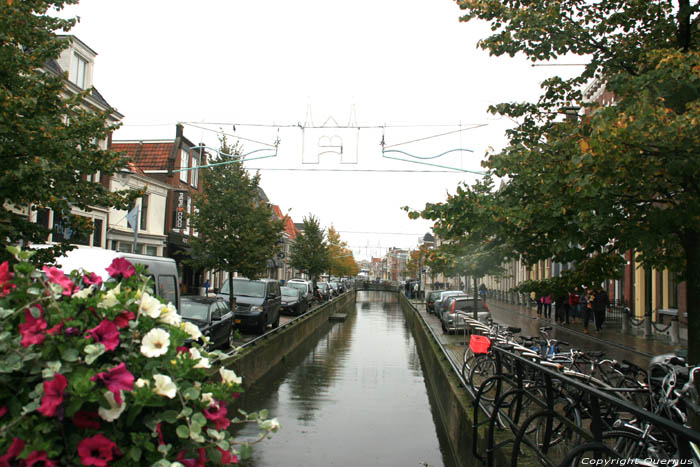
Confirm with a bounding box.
[191,153,199,188]
[93,219,103,247]
[179,149,189,183]
[145,245,158,256]
[118,242,132,253]
[140,195,149,230]
[71,52,87,89]
[158,275,177,305]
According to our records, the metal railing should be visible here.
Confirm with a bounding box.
[471,344,700,467]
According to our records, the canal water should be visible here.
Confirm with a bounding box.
[234,290,456,466]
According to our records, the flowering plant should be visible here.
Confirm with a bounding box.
[0,247,278,466]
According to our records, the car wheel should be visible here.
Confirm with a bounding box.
[257,315,267,334]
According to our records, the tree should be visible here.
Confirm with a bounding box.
[327,226,359,278]
[189,138,284,311]
[406,245,430,280]
[289,215,329,283]
[1,1,137,264]
[425,0,700,362]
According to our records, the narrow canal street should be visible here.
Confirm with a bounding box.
[233,290,455,466]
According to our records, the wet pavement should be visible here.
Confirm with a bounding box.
[411,296,684,370]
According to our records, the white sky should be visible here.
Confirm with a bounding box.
[61,0,579,261]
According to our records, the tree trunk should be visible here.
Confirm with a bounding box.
[473,276,479,320]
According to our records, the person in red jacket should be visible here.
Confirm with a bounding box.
[568,288,580,324]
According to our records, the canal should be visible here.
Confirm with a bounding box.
[233,290,456,466]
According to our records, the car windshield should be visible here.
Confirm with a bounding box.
[318,283,329,290]
[179,301,209,321]
[229,279,266,298]
[281,287,300,297]
[287,283,306,293]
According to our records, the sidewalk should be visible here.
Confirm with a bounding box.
[484,298,684,360]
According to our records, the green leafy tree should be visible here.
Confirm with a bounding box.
[289,215,329,283]
[1,0,137,264]
[421,0,700,362]
[189,138,284,310]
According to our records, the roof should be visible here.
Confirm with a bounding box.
[111,141,175,171]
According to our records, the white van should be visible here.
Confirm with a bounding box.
[33,245,180,310]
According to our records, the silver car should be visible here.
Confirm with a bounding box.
[440,296,491,334]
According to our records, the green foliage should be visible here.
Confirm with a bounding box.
[189,137,285,282]
[0,1,140,264]
[289,215,329,282]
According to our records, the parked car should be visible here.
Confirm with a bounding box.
[286,279,313,308]
[440,296,491,334]
[317,282,331,300]
[434,290,466,318]
[281,286,307,316]
[219,278,281,334]
[179,296,234,349]
[426,290,445,314]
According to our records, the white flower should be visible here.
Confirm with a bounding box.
[97,283,121,309]
[73,284,95,300]
[139,293,162,318]
[159,303,181,326]
[98,390,125,422]
[134,378,150,388]
[189,348,210,369]
[201,392,214,406]
[152,374,177,398]
[181,321,202,341]
[140,328,170,358]
[261,417,280,432]
[219,368,242,386]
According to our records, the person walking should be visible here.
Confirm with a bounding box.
[581,289,593,333]
[568,288,580,324]
[204,278,210,296]
[592,288,610,332]
[536,293,544,317]
[555,293,569,324]
[543,293,553,320]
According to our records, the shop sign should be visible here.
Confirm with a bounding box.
[172,190,188,230]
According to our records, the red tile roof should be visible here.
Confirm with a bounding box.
[272,205,297,239]
[111,142,175,171]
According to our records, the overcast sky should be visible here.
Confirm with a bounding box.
[62,0,579,261]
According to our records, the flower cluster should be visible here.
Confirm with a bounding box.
[0,247,278,466]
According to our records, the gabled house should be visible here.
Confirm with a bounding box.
[111,124,208,294]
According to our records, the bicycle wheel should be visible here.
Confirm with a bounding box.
[556,441,622,467]
[468,354,499,402]
[532,398,583,464]
[601,429,673,462]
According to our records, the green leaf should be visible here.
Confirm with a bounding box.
[182,386,200,401]
[176,425,189,438]
[190,412,206,428]
[60,348,79,363]
[128,447,142,462]
[239,444,253,460]
[83,343,105,365]
[160,410,178,424]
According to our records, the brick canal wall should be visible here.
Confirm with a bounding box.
[398,293,512,467]
[222,290,356,389]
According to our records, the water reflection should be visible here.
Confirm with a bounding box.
[234,291,455,467]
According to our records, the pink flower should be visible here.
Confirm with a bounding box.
[42,266,75,296]
[73,410,101,430]
[176,346,191,354]
[156,423,165,445]
[24,451,58,467]
[46,320,64,336]
[0,261,15,297]
[203,400,230,430]
[112,310,135,329]
[106,257,135,279]
[38,373,68,417]
[19,306,47,347]
[77,434,120,467]
[86,320,120,351]
[83,272,103,287]
[176,448,207,467]
[218,447,239,465]
[0,437,26,466]
[90,363,134,404]
[0,406,6,418]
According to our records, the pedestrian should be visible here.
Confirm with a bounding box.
[536,294,544,316]
[568,288,580,324]
[530,291,536,312]
[591,288,610,332]
[479,283,487,301]
[543,294,553,320]
[555,293,568,324]
[405,280,410,298]
[581,289,592,333]
[413,281,419,300]
[204,278,210,296]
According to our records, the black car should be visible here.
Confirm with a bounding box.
[281,286,307,316]
[219,278,281,334]
[426,290,445,314]
[179,296,234,349]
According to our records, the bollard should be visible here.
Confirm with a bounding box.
[670,316,680,345]
[644,310,653,338]
[621,307,629,334]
